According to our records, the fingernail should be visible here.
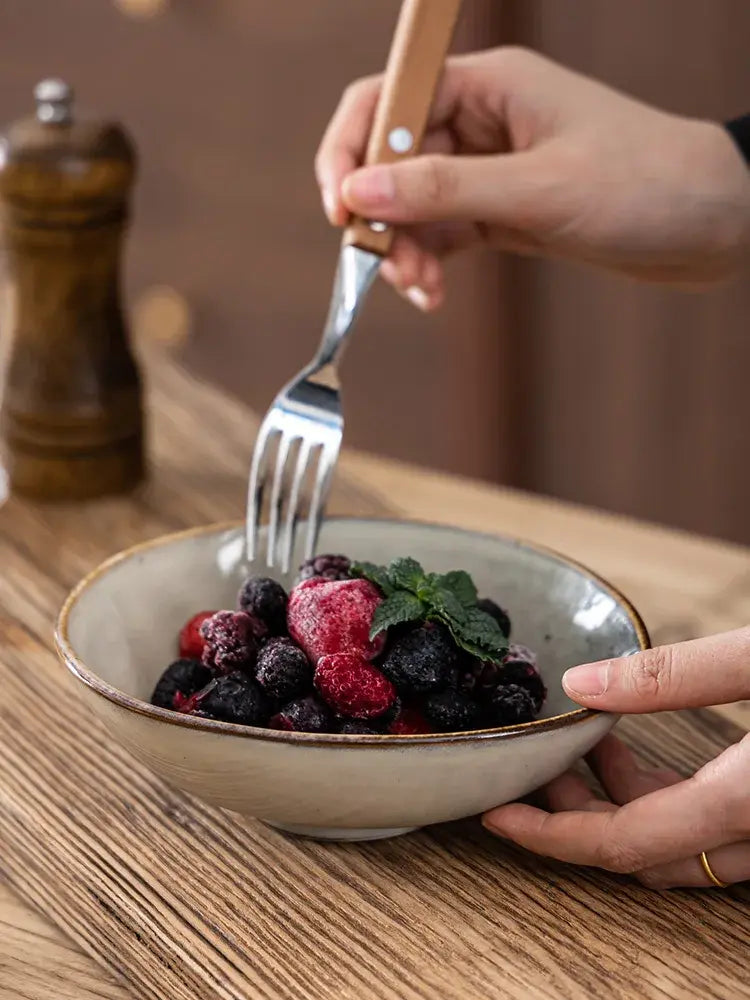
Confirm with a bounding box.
[405,286,430,311]
[322,187,338,223]
[563,662,609,697]
[344,165,396,207]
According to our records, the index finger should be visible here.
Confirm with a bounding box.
[483,738,748,872]
[314,64,464,224]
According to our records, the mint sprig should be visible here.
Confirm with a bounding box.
[351,557,507,662]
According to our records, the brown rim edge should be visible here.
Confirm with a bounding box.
[55,517,651,748]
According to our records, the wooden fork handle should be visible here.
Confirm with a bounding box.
[343,0,462,257]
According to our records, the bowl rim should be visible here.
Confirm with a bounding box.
[55,516,650,746]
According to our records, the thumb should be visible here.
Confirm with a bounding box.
[340,152,547,227]
[562,627,750,713]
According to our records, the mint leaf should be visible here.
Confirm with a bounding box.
[387,557,424,594]
[369,592,426,639]
[428,586,468,626]
[435,570,478,609]
[351,561,394,597]
[452,607,508,661]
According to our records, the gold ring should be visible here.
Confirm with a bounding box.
[700,851,730,888]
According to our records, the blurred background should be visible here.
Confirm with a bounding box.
[1,0,749,541]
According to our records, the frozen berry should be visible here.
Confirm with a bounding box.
[486,683,536,727]
[498,660,546,713]
[379,623,458,695]
[314,652,396,719]
[476,598,511,639]
[255,637,312,701]
[200,610,259,674]
[151,658,212,710]
[178,610,218,660]
[288,577,385,662]
[423,691,483,732]
[339,720,382,735]
[199,672,269,726]
[389,707,432,735]
[237,576,288,636]
[506,642,537,667]
[298,554,352,582]
[458,657,504,698]
[270,695,332,733]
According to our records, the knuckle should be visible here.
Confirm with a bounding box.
[629,646,676,701]
[599,840,644,875]
[419,155,458,207]
[343,74,379,106]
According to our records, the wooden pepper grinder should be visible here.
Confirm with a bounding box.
[0,79,145,500]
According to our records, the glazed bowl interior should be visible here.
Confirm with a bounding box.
[61,518,646,726]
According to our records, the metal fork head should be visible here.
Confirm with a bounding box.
[246,244,380,573]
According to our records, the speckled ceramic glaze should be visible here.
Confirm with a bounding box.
[56,519,649,841]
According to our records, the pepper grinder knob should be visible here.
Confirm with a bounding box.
[34,78,74,124]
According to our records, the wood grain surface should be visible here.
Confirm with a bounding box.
[0,346,749,1000]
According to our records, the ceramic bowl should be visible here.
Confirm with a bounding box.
[56,518,649,842]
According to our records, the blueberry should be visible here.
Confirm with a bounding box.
[380,623,458,695]
[200,672,269,726]
[476,598,511,639]
[338,720,382,735]
[151,658,211,710]
[255,637,312,701]
[237,576,288,636]
[297,554,352,583]
[486,683,536,727]
[270,695,333,733]
[422,691,483,732]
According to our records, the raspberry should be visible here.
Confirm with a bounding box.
[314,652,396,719]
[237,576,288,637]
[423,691,483,732]
[486,683,536,726]
[199,673,269,725]
[255,637,312,702]
[297,554,352,582]
[388,707,431,735]
[151,658,212,710]
[477,598,511,639]
[339,720,382,735]
[178,610,218,660]
[200,610,259,674]
[287,577,385,662]
[270,695,332,733]
[379,623,458,695]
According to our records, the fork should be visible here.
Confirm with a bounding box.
[246,0,463,572]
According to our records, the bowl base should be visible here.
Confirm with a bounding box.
[265,821,419,842]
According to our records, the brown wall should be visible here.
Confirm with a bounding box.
[1,1,749,545]
[514,0,750,543]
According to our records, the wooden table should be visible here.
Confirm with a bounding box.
[1,348,749,1000]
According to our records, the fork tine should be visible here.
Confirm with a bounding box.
[278,438,315,575]
[246,419,278,562]
[304,437,341,561]
[266,430,296,568]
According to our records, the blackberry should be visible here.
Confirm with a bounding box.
[498,660,546,714]
[380,623,458,695]
[255,637,312,702]
[486,683,536,727]
[237,576,288,636]
[339,720,382,735]
[200,672,270,726]
[200,610,259,674]
[423,691,483,733]
[297,553,352,583]
[270,695,333,733]
[457,656,502,698]
[476,598,511,639]
[151,658,211,710]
